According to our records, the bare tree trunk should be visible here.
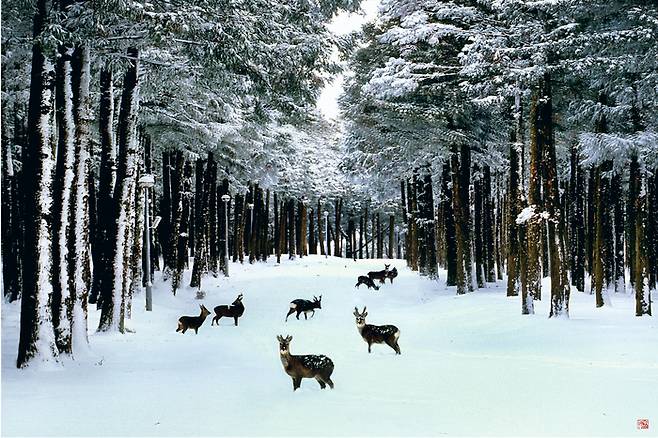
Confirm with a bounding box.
[634,174,652,316]
[442,162,457,286]
[98,47,139,333]
[17,0,59,367]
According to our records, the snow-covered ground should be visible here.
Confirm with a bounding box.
[2,256,657,436]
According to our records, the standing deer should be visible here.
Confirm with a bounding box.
[176,305,211,334]
[277,335,334,391]
[353,307,401,354]
[355,275,380,290]
[386,267,398,283]
[285,295,322,321]
[212,293,245,326]
[367,264,390,284]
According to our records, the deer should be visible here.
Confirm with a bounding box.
[285,295,322,322]
[353,307,401,354]
[355,275,380,291]
[176,305,211,334]
[386,267,398,283]
[212,293,245,326]
[277,335,334,391]
[367,264,390,284]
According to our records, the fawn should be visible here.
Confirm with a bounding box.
[367,264,390,284]
[386,267,398,283]
[277,335,334,391]
[285,295,322,321]
[353,307,401,354]
[355,275,380,290]
[176,305,211,334]
[212,293,245,326]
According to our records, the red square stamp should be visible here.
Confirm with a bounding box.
[637,419,649,430]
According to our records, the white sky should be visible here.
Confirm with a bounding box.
[316,0,380,121]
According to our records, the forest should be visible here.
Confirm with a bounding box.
[2,0,657,367]
[1,1,657,435]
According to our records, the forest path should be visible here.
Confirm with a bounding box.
[2,256,657,436]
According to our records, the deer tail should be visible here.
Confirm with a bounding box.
[289,303,297,309]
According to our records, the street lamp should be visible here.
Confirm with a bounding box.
[138,173,155,311]
[323,210,329,259]
[221,194,231,276]
[247,202,255,239]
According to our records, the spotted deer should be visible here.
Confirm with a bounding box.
[355,275,380,290]
[386,267,398,283]
[176,305,211,334]
[285,295,322,321]
[277,335,334,391]
[353,307,401,354]
[367,264,390,284]
[212,293,245,326]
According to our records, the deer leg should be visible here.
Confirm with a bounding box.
[367,342,372,353]
[234,316,238,326]
[316,377,326,389]
[303,311,307,320]
[385,338,398,354]
[296,311,301,320]
[194,327,199,334]
[285,309,295,322]
[181,327,188,334]
[292,377,302,391]
[324,377,334,389]
[311,310,315,318]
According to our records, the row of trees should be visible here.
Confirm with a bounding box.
[341,0,657,317]
[1,0,367,368]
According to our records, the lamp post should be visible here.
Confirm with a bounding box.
[323,210,329,259]
[138,174,155,311]
[221,194,231,276]
[247,202,254,240]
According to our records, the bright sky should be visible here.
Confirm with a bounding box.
[316,0,380,121]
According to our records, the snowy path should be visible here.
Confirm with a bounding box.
[2,256,657,436]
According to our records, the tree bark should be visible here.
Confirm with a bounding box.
[17,0,59,367]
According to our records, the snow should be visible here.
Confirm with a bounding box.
[3,256,658,436]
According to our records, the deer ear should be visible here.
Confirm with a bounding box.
[277,335,282,342]
[353,307,359,316]
[286,335,293,342]
[362,306,367,314]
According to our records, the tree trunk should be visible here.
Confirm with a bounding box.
[334,199,342,257]
[51,45,75,353]
[474,168,485,288]
[539,74,569,318]
[483,166,496,282]
[17,0,60,367]
[98,47,139,333]
[524,90,542,311]
[317,199,325,256]
[634,174,652,316]
[90,67,115,306]
[68,45,92,348]
[442,162,457,286]
[627,154,640,290]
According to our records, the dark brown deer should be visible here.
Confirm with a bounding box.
[367,264,390,284]
[212,293,245,326]
[353,307,401,354]
[285,295,322,321]
[355,275,380,290]
[176,305,211,334]
[386,267,398,283]
[277,335,334,391]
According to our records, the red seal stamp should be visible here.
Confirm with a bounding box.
[637,419,649,430]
